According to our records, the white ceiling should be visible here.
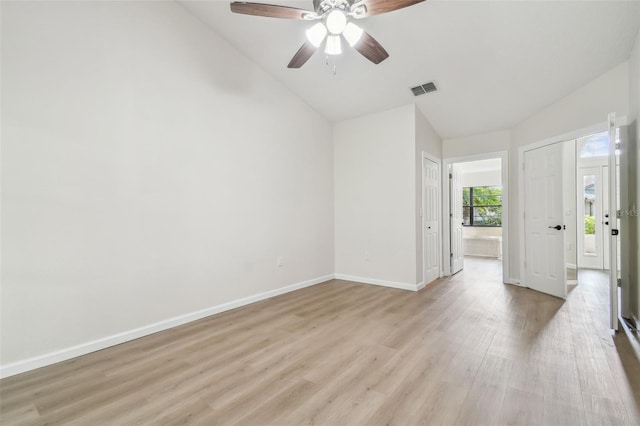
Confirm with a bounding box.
[179,0,640,139]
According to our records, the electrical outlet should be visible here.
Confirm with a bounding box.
[277,256,284,267]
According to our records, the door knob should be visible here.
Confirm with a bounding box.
[548,225,562,230]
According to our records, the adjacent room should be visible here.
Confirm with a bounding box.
[2,0,640,424]
[458,158,504,268]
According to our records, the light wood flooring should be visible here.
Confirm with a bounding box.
[2,257,640,425]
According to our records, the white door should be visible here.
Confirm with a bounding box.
[524,143,567,299]
[423,157,440,284]
[607,113,619,330]
[450,165,464,274]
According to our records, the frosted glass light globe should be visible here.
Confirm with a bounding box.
[306,22,327,47]
[326,10,347,35]
[343,22,363,46]
[325,35,342,55]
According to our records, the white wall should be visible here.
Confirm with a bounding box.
[512,63,630,148]
[415,107,442,283]
[334,105,417,288]
[628,29,640,322]
[1,1,334,374]
[510,62,630,282]
[461,169,501,187]
[443,130,511,159]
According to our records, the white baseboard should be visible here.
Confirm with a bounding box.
[334,274,418,292]
[0,274,334,379]
[566,263,577,270]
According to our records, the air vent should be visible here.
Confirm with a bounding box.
[410,82,438,96]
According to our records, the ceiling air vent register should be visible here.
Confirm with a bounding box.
[411,82,437,96]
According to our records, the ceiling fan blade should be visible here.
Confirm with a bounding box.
[353,0,425,18]
[287,41,318,68]
[230,2,311,19]
[353,31,389,64]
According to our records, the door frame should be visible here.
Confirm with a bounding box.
[442,150,510,283]
[517,117,628,288]
[422,152,442,287]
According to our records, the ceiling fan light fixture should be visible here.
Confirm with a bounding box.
[306,22,327,47]
[343,22,363,46]
[325,35,342,55]
[326,9,347,35]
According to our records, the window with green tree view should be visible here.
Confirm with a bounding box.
[462,186,502,227]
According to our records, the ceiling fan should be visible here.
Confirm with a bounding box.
[230,0,425,68]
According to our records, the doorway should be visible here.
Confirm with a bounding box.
[442,152,509,283]
[576,130,619,272]
[519,117,626,329]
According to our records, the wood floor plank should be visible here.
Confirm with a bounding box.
[2,258,639,425]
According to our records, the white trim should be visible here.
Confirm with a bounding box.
[518,147,526,288]
[417,278,441,291]
[519,116,629,154]
[566,263,577,270]
[442,162,451,275]
[517,118,627,288]
[0,274,334,379]
[334,274,419,292]
[442,151,509,283]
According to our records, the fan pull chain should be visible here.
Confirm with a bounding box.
[324,54,337,75]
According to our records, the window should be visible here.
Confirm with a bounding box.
[463,186,502,227]
[578,128,619,159]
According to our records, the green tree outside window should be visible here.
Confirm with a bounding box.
[463,186,502,226]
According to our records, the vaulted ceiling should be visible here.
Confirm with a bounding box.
[180,0,640,139]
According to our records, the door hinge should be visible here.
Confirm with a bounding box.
[450,253,453,258]
[618,278,622,287]
[449,173,453,179]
